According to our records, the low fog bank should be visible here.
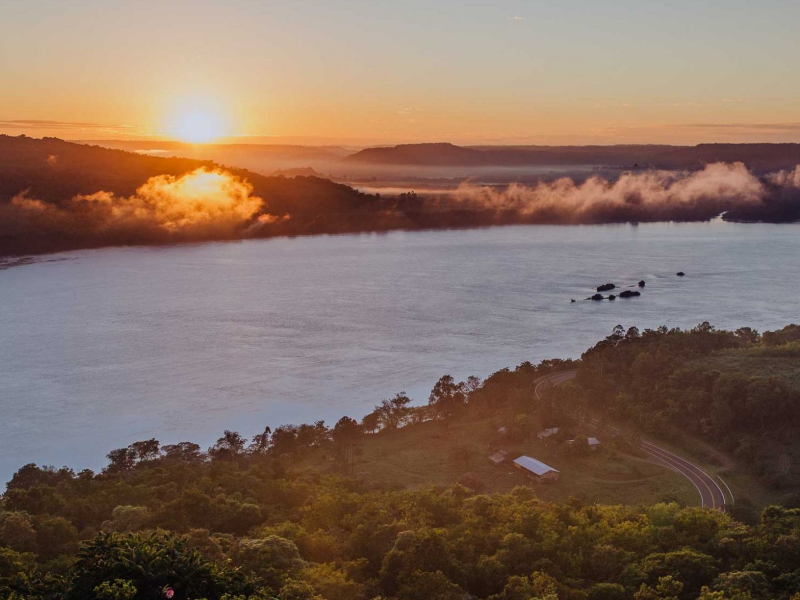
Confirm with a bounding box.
[412,162,800,225]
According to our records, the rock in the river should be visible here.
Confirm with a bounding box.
[608,294,616,300]
[676,271,685,276]
[619,290,641,298]
[571,299,576,303]
[590,293,604,301]
[638,280,646,287]
[597,283,616,292]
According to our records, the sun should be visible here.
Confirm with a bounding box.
[172,108,225,144]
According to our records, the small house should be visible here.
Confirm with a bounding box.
[536,427,559,440]
[513,455,560,483]
[488,450,508,465]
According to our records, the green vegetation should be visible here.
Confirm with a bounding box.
[557,323,800,495]
[2,325,800,599]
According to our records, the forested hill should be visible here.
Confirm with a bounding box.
[2,323,800,599]
[0,135,381,256]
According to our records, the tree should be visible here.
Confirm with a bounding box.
[249,426,272,455]
[376,392,412,430]
[636,550,717,600]
[35,515,79,560]
[465,375,482,394]
[209,431,247,461]
[65,532,256,600]
[108,506,150,533]
[162,442,203,463]
[0,512,36,553]
[296,421,329,450]
[106,447,137,473]
[279,579,322,600]
[129,439,160,462]
[428,376,467,422]
[300,563,365,600]
[361,411,380,434]
[271,426,300,456]
[232,535,305,594]
[398,570,463,600]
[634,576,684,600]
[331,416,362,474]
[589,583,627,600]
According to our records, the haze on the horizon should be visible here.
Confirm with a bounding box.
[1,0,800,146]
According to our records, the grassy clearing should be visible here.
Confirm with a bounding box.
[697,348,800,389]
[307,411,698,507]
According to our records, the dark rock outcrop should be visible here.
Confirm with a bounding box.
[676,271,685,276]
[638,280,646,287]
[619,290,641,298]
[597,283,616,292]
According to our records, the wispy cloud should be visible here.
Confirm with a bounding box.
[683,122,800,132]
[508,16,527,21]
[0,119,135,131]
[672,98,746,108]
[396,107,425,115]
[592,102,631,109]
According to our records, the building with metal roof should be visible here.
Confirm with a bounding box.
[513,455,560,483]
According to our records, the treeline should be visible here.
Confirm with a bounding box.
[550,323,800,489]
[4,442,800,599]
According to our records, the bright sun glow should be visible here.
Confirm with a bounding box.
[164,95,229,143]
[171,108,225,143]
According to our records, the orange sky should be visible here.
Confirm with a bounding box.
[2,0,799,146]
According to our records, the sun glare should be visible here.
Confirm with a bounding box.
[171,107,225,143]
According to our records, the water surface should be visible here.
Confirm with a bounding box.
[1,222,798,481]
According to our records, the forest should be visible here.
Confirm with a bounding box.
[2,324,800,599]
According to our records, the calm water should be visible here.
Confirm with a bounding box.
[1,222,798,481]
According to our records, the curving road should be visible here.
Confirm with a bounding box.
[534,371,728,510]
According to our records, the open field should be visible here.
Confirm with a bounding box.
[698,348,800,388]
[305,411,699,506]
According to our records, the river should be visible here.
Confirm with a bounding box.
[1,221,798,481]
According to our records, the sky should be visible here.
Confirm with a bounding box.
[1,0,800,145]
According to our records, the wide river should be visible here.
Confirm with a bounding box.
[1,222,798,481]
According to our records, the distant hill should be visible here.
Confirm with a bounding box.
[345,142,800,171]
[73,139,350,176]
[77,139,350,161]
[652,143,800,171]
[342,143,490,166]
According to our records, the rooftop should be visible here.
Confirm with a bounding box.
[537,427,560,439]
[513,455,559,476]
[488,450,508,464]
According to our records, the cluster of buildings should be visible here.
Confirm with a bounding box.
[490,427,601,484]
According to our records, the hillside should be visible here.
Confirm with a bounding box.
[345,142,800,171]
[0,135,377,256]
[3,324,800,599]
